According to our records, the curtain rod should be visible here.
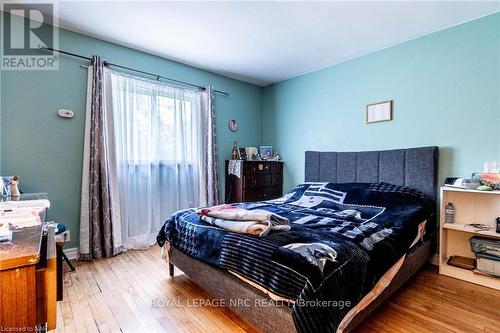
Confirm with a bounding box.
[40,47,229,96]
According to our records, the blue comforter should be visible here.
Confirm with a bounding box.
[157,182,435,332]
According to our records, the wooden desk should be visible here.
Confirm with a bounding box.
[0,224,57,331]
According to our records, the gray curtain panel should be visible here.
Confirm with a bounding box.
[81,55,117,260]
[204,86,221,206]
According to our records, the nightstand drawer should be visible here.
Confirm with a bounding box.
[254,163,270,175]
[271,175,282,187]
[243,187,282,201]
[243,175,273,188]
[254,175,272,187]
[243,163,254,175]
[270,163,282,174]
[264,186,282,199]
[243,176,253,189]
[242,189,261,201]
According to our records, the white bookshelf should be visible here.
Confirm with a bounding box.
[439,186,500,290]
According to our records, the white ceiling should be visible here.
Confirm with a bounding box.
[31,1,500,86]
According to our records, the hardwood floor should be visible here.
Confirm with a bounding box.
[54,247,500,333]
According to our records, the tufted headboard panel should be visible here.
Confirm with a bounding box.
[305,146,438,200]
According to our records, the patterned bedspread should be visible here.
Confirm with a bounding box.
[157,182,435,332]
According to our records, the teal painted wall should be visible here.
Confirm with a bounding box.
[2,12,500,249]
[1,13,262,248]
[263,13,500,192]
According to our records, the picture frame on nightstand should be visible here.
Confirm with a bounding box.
[259,146,273,160]
[238,148,247,160]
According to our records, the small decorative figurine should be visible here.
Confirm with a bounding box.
[231,142,239,160]
[10,176,20,197]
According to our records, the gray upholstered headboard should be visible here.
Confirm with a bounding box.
[305,146,438,200]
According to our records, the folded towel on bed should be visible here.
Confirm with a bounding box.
[197,204,290,237]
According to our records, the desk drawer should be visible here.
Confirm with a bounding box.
[36,225,57,331]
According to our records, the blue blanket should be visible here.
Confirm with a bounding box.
[157,182,435,332]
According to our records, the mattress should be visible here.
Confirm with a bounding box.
[157,182,436,333]
[228,218,428,304]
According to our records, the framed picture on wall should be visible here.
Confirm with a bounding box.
[366,100,393,123]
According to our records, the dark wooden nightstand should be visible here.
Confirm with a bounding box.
[225,160,283,203]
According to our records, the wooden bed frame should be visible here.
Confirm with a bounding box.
[168,146,438,333]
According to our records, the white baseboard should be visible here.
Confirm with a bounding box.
[63,247,79,260]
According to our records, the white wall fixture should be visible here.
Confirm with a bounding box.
[228,119,238,132]
[58,109,74,119]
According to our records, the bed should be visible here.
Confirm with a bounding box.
[158,146,438,333]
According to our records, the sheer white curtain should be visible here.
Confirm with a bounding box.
[106,70,205,249]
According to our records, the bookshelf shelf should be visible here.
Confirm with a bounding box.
[442,222,500,239]
[439,187,500,290]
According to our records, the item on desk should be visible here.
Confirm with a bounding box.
[0,222,13,242]
[496,217,500,234]
[245,147,258,161]
[0,211,41,229]
[0,199,50,210]
[1,176,13,196]
[10,176,20,197]
[447,255,476,270]
[445,202,455,224]
[444,177,481,190]
[476,185,493,191]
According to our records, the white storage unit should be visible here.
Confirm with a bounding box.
[439,187,500,290]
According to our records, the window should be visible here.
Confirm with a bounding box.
[109,73,201,166]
